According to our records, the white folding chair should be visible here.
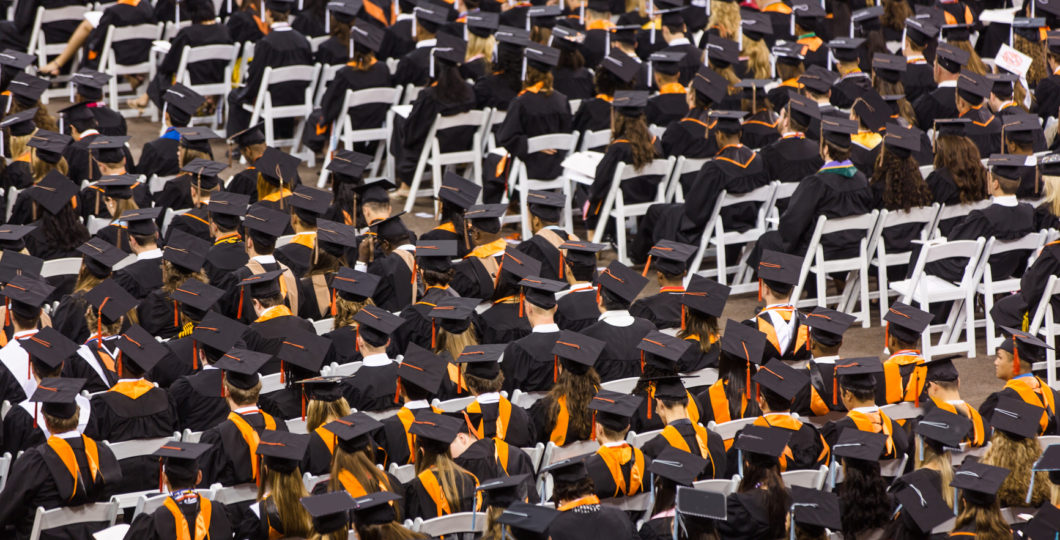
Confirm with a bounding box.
[274,234,296,248]
[589,157,677,264]
[766,181,801,225]
[132,489,213,519]
[414,512,487,536]
[0,452,11,492]
[236,41,255,85]
[175,43,241,130]
[949,442,990,465]
[483,107,507,151]
[362,408,401,420]
[626,428,662,448]
[680,367,719,386]
[388,463,417,484]
[100,22,165,119]
[181,429,203,443]
[400,83,423,105]
[105,436,172,461]
[878,402,923,421]
[978,231,1048,352]
[161,208,189,237]
[509,132,579,239]
[29,501,119,540]
[691,476,740,495]
[889,237,989,358]
[308,35,329,53]
[317,86,402,188]
[510,389,547,409]
[312,63,344,107]
[401,109,490,214]
[40,257,82,279]
[520,442,545,473]
[707,417,759,441]
[211,483,258,505]
[259,372,284,394]
[929,200,992,239]
[790,211,882,328]
[286,417,307,434]
[871,204,941,325]
[665,156,709,203]
[326,361,361,377]
[541,440,600,468]
[1039,435,1060,451]
[599,376,639,394]
[27,5,89,103]
[432,396,476,412]
[1028,275,1060,388]
[6,187,20,221]
[781,464,828,489]
[244,64,322,164]
[303,472,329,492]
[691,183,779,293]
[86,216,110,235]
[578,128,611,151]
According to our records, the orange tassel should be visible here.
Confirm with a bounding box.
[411,260,418,305]
[493,257,506,290]
[158,459,164,493]
[237,287,245,319]
[913,370,920,407]
[595,285,601,305]
[553,355,559,383]
[558,252,564,279]
[681,305,686,331]
[117,351,123,378]
[4,299,9,328]
[590,411,597,441]
[172,300,178,329]
[330,289,337,317]
[519,290,524,318]
[746,363,752,399]
[355,326,360,352]
[457,365,465,394]
[192,341,199,370]
[431,320,437,349]
[885,322,889,349]
[1014,347,1020,377]
[394,377,402,404]
[33,403,36,428]
[301,388,306,420]
[647,384,654,419]
[640,351,645,373]
[280,361,285,384]
[757,279,762,302]
[642,256,652,277]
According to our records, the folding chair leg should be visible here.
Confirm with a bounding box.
[963,293,976,357]
[859,267,870,328]
[715,237,727,286]
[878,265,890,326]
[615,213,629,265]
[562,188,573,237]
[815,265,827,309]
[940,299,961,344]
[370,139,386,178]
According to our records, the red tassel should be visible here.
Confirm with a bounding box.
[457,365,465,394]
[640,351,645,373]
[558,252,564,280]
[330,289,336,317]
[411,260,418,305]
[237,287,245,319]
[97,302,106,341]
[642,256,652,277]
[913,369,920,407]
[355,326,360,352]
[394,377,402,404]
[493,257,506,290]
[5,299,10,328]
[746,363,752,399]
[192,341,199,370]
[158,459,164,493]
[33,403,37,428]
[595,285,601,305]
[553,355,559,383]
[756,382,760,402]
[832,374,838,406]
[885,322,889,350]
[681,306,686,331]
[1014,347,1021,377]
[590,411,596,441]
[280,361,285,384]
[519,290,524,318]
[431,320,437,350]
[757,279,762,302]
[117,351,123,378]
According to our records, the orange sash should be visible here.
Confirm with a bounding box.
[163,495,212,540]
[47,436,101,500]
[337,469,387,498]
[707,381,732,425]
[418,469,456,516]
[397,408,417,464]
[595,444,644,497]
[1006,376,1055,434]
[549,396,570,445]
[661,424,715,475]
[930,398,986,447]
[315,425,337,455]
[848,409,895,456]
[466,398,513,440]
[753,414,819,470]
[228,410,277,482]
[883,352,926,405]
[558,494,601,511]
[255,305,292,323]
[494,438,511,474]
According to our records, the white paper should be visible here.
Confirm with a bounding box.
[978,7,1019,24]
[151,40,172,54]
[391,105,413,119]
[561,151,605,179]
[92,524,130,540]
[995,43,1033,78]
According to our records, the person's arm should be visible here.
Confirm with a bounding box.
[496,98,528,158]
[777,176,822,248]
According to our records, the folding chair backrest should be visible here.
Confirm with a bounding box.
[707,417,758,440]
[878,402,923,421]
[879,204,940,244]
[667,156,709,202]
[718,182,778,232]
[179,43,240,85]
[521,443,545,473]
[691,477,739,495]
[309,35,329,53]
[989,231,1046,259]
[327,361,361,377]
[29,502,119,540]
[932,200,992,237]
[1039,435,1060,452]
[363,408,400,420]
[433,109,488,131]
[32,5,89,59]
[781,464,827,490]
[432,395,476,412]
[510,389,547,409]
[312,318,334,334]
[402,84,423,104]
[418,512,487,536]
[547,440,600,465]
[0,452,11,492]
[211,484,258,505]
[627,428,662,448]
[286,417,307,434]
[348,87,403,120]
[599,377,638,394]
[313,63,344,106]
[525,133,577,155]
[259,372,284,394]
[105,23,162,59]
[580,129,611,151]
[264,64,317,87]
[1028,275,1060,334]
[40,4,89,24]
[105,436,172,461]
[389,463,417,484]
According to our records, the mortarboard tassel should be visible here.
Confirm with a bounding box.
[1014,345,1020,378]
[280,361,285,384]
[355,326,360,352]
[647,383,654,419]
[330,289,337,317]
[640,350,645,373]
[394,377,402,404]
[237,287,245,320]
[757,279,762,302]
[192,341,199,370]
[301,387,306,420]
[519,290,525,318]
[158,458,164,493]
[431,320,437,349]
[642,255,652,277]
[553,355,559,383]
[590,411,596,441]
[743,342,752,399]
[172,300,179,329]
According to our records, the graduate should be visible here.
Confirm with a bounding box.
[675,275,728,373]
[70,70,127,137]
[880,302,932,406]
[717,426,793,539]
[449,411,537,492]
[528,331,603,446]
[746,250,811,363]
[153,127,221,213]
[450,204,511,300]
[258,329,332,420]
[323,411,402,497]
[76,278,138,392]
[584,390,649,499]
[765,43,805,112]
[542,457,636,540]
[110,207,165,300]
[298,376,352,476]
[948,461,1013,537]
[58,246,125,357]
[168,311,247,432]
[955,70,1002,158]
[796,66,842,141]
[819,358,910,460]
[379,344,445,466]
[641,375,726,479]
[637,447,707,539]
[645,50,689,126]
[241,269,315,370]
[389,240,454,353]
[300,491,356,540]
[0,378,123,540]
[455,344,535,448]
[0,108,38,192]
[124,441,233,540]
[831,430,892,537]
[746,359,829,472]
[247,431,313,539]
[498,277,564,394]
[318,266,376,362]
[477,248,543,345]
[165,159,228,243]
[155,279,226,388]
[227,204,301,323]
[901,18,938,104]
[138,231,211,340]
[403,410,481,519]
[135,85,205,178]
[419,172,481,258]
[1037,33,1060,124]
[761,93,825,189]
[628,241,694,330]
[21,328,90,440]
[580,260,656,382]
[630,331,702,434]
[979,328,1059,436]
[661,66,725,160]
[203,191,250,288]
[886,464,954,538]
[515,190,578,282]
[391,2,450,87]
[197,347,287,487]
[427,297,482,399]
[697,322,764,429]
[8,134,73,227]
[919,355,990,448]
[574,50,637,138]
[553,240,605,332]
[0,275,57,399]
[274,184,332,278]
[912,43,966,130]
[827,37,871,109]
[357,213,416,311]
[799,306,857,416]
[340,305,402,413]
[224,123,268,203]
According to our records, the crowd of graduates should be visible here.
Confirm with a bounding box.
[7,0,1060,535]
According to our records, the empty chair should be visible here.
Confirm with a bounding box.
[100,23,165,119]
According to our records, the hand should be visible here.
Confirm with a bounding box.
[358,236,374,262]
[541,149,557,155]
[39,61,61,76]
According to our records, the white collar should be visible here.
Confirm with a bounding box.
[569,282,594,291]
[476,392,501,404]
[270,22,291,31]
[668,37,690,46]
[53,430,81,439]
[116,378,142,384]
[252,254,276,264]
[603,441,628,448]
[993,194,1018,207]
[532,323,559,333]
[13,329,38,340]
[544,225,566,231]
[812,355,839,365]
[362,353,391,367]
[405,399,430,409]
[78,129,100,140]
[946,399,966,406]
[906,55,926,62]
[396,244,416,252]
[137,248,163,260]
[417,38,437,49]
[939,80,957,88]
[852,405,879,414]
[202,364,217,370]
[598,309,634,327]
[233,405,260,414]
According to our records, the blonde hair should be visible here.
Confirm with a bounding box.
[84,305,124,337]
[328,443,395,502]
[915,437,955,509]
[258,465,313,538]
[334,296,373,329]
[981,430,1050,507]
[9,130,35,159]
[467,34,494,68]
[414,447,476,513]
[435,326,478,364]
[162,259,209,294]
[105,195,138,223]
[306,397,350,433]
[483,505,509,539]
[951,40,987,75]
[1042,175,1060,220]
[31,149,67,182]
[707,0,739,39]
[741,36,771,80]
[74,264,106,294]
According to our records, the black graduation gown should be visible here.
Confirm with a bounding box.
[0,161,32,192]
[50,291,91,345]
[1,405,45,456]
[529,393,592,445]
[224,166,260,203]
[225,260,299,324]
[380,17,415,60]
[677,337,718,373]
[902,60,934,104]
[914,83,959,132]
[582,314,657,381]
[455,437,537,500]
[112,256,163,300]
[830,71,872,109]
[154,175,196,211]
[342,362,400,413]
[392,44,432,87]
[640,419,726,478]
[247,314,316,373]
[645,91,688,127]
[90,105,128,137]
[991,242,1060,329]
[198,409,288,487]
[478,301,531,345]
[820,411,910,460]
[473,73,520,111]
[497,88,573,181]
[138,288,183,340]
[317,61,392,131]
[324,325,362,365]
[169,368,229,432]
[629,289,683,330]
[715,490,776,539]
[84,383,179,493]
[84,0,155,68]
[148,23,234,108]
[225,10,265,42]
[549,502,637,540]
[420,224,471,258]
[501,328,561,394]
[134,134,182,178]
[166,207,213,243]
[366,250,415,312]
[403,466,479,519]
[930,202,1036,282]
[463,398,535,448]
[450,252,500,300]
[274,238,314,279]
[379,406,429,467]
[739,111,780,150]
[660,115,716,158]
[227,25,314,135]
[125,495,233,540]
[259,386,303,421]
[1036,72,1060,123]
[393,83,477,183]
[71,338,120,393]
[960,105,1002,158]
[518,229,576,281]
[586,139,665,229]
[727,415,828,472]
[555,286,600,332]
[79,178,151,219]
[314,37,347,66]
[0,436,122,540]
[552,67,594,100]
[572,97,612,135]
[761,134,824,186]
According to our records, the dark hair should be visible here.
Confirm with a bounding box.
[872,148,933,211]
[593,68,631,98]
[166,467,199,489]
[600,287,629,311]
[495,45,524,95]
[43,204,90,253]
[257,293,285,308]
[568,261,596,282]
[738,453,791,539]
[881,0,912,32]
[842,385,876,403]
[186,0,216,22]
[994,173,1021,195]
[717,350,761,420]
[759,385,791,412]
[248,229,277,253]
[557,48,584,70]
[524,66,554,96]
[824,140,851,162]
[933,134,988,203]
[838,458,890,539]
[553,476,595,502]
[421,268,453,287]
[546,368,600,442]
[433,64,473,106]
[612,112,656,170]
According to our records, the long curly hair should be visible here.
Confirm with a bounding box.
[707,0,739,39]
[1015,35,1048,87]
[524,66,554,96]
[41,203,89,253]
[838,458,890,539]
[872,148,933,211]
[546,368,600,442]
[611,111,655,170]
[981,430,1050,507]
[334,296,372,329]
[933,134,988,204]
[881,0,911,34]
[741,36,770,79]
[953,496,1011,539]
[161,259,208,294]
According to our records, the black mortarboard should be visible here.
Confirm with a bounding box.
[164,230,210,272]
[790,486,841,531]
[799,65,838,94]
[934,118,969,137]
[680,275,729,318]
[181,158,225,190]
[290,185,333,221]
[350,21,385,53]
[709,110,747,134]
[463,204,506,234]
[803,307,856,347]
[153,441,211,479]
[277,330,331,373]
[256,431,308,472]
[432,33,466,66]
[821,117,859,148]
[893,470,951,533]
[923,354,960,383]
[705,35,739,67]
[852,5,883,29]
[542,455,590,484]
[550,25,584,50]
[884,302,932,344]
[648,447,707,486]
[611,24,639,45]
[243,204,289,238]
[989,153,1035,181]
[494,25,529,46]
[691,66,728,105]
[0,108,36,137]
[298,376,345,402]
[754,359,809,401]
[720,321,766,364]
[95,175,138,200]
[22,327,76,370]
[836,357,882,390]
[884,123,921,157]
[32,378,85,419]
[872,54,906,84]
[163,83,205,119]
[613,90,648,117]
[941,23,972,42]
[638,330,692,368]
[519,276,564,309]
[734,424,792,459]
[552,330,604,375]
[27,170,77,214]
[87,135,128,163]
[790,0,825,19]
[466,12,499,37]
[332,267,380,302]
[951,461,1007,503]
[410,409,463,445]
[905,17,938,46]
[596,260,647,303]
[239,269,284,299]
[116,324,167,373]
[1013,17,1045,41]
[175,126,219,153]
[413,1,449,31]
[476,474,529,508]
[559,240,604,268]
[58,102,95,135]
[329,411,384,451]
[301,491,355,534]
[28,130,71,165]
[1024,503,1060,540]
[84,278,137,325]
[415,239,457,273]
[990,396,1044,440]
[649,50,685,75]
[228,122,266,147]
[4,274,54,319]
[987,72,1018,99]
[120,207,163,237]
[588,390,642,431]
[1001,325,1052,366]
[601,51,640,84]
[216,348,270,389]
[429,296,478,334]
[350,492,402,526]
[1002,114,1040,146]
[0,49,33,71]
[326,150,371,183]
[525,42,560,71]
[828,37,865,62]
[9,73,47,106]
[1041,153,1060,177]
[644,240,696,275]
[0,224,34,252]
[934,43,969,73]
[438,172,481,210]
[354,305,405,346]
[740,11,772,40]
[192,311,247,353]
[171,279,224,319]
[351,178,395,204]
[0,251,42,283]
[208,191,249,229]
[398,343,446,394]
[256,147,301,187]
[833,428,887,462]
[758,249,802,290]
[787,92,820,127]
[265,0,296,12]
[317,218,358,252]
[453,343,504,379]
[525,190,565,222]
[773,42,805,66]
[916,408,971,451]
[957,70,991,103]
[369,213,410,243]
[497,502,560,534]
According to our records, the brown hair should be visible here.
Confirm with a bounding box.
[31,149,68,182]
[953,496,1011,538]
[982,430,1051,507]
[8,130,34,160]
[307,397,350,433]
[328,442,395,500]
[43,408,80,433]
[435,326,478,365]
[74,264,106,295]
[334,296,373,329]
[463,370,504,395]
[951,40,987,75]
[354,523,427,540]
[258,465,313,538]
[873,77,916,125]
[611,111,656,170]
[1015,35,1048,87]
[741,37,770,79]
[677,309,719,354]
[933,134,988,204]
[84,305,123,337]
[707,0,739,39]
[881,0,912,33]
[225,380,262,406]
[872,148,933,211]
[524,66,554,96]
[414,445,476,512]
[546,368,600,442]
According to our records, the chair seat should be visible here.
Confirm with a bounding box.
[345,127,389,142]
[871,251,913,267]
[811,255,864,273]
[976,278,1021,294]
[890,275,966,302]
[712,227,766,246]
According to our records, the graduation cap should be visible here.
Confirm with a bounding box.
[550,25,584,50]
[789,486,841,532]
[542,455,590,484]
[368,213,409,244]
[519,276,564,310]
[297,376,344,404]
[465,12,499,37]
[410,409,464,446]
[649,50,685,76]
[709,110,747,134]
[827,37,865,62]
[163,83,205,121]
[438,172,481,210]
[734,424,792,461]
[551,330,605,378]
[116,324,168,373]
[9,72,47,107]
[601,51,640,84]
[871,54,906,83]
[0,108,36,137]
[758,249,802,292]
[705,35,739,67]
[27,130,71,165]
[934,43,969,73]
[525,190,564,222]
[610,24,639,45]
[941,23,972,42]
[803,307,856,348]
[740,11,772,41]
[163,230,210,273]
[316,220,358,258]
[84,278,137,326]
[833,428,887,462]
[691,66,728,105]
[0,251,42,284]
[256,430,309,473]
[835,356,882,392]
[1024,503,1060,540]
[301,491,355,535]
[754,359,809,402]
[412,240,455,275]
[922,354,960,384]
[773,42,805,65]
[496,502,560,534]
[648,447,707,486]
[256,147,301,187]
[95,175,138,200]
[637,330,691,371]
[31,377,85,420]
[432,33,466,69]
[956,70,991,103]
[349,21,385,53]
[820,117,859,148]
[904,17,938,47]
[613,90,648,117]
[289,184,333,220]
[884,122,921,158]
[720,319,767,388]
[413,1,450,32]
[239,269,284,300]
[989,153,1035,181]
[494,25,530,46]
[787,93,820,127]
[354,305,404,347]
[934,117,970,137]
[644,240,696,276]
[852,5,883,29]
[216,348,270,389]
[191,311,248,355]
[893,469,951,533]
[326,0,360,23]
[328,411,384,452]
[180,159,226,192]
[987,72,1018,99]
[452,343,504,381]
[265,0,297,12]
[277,330,331,375]
[57,102,95,135]
[27,170,77,215]
[243,204,289,239]
[464,204,506,234]
[351,178,395,206]
[170,279,224,321]
[350,491,403,526]
[175,126,219,153]
[153,441,211,480]
[331,267,380,304]
[1002,114,1040,147]
[916,407,971,454]
[208,191,250,227]
[0,49,33,71]
[86,134,128,164]
[559,240,604,269]
[476,474,530,509]
[679,275,729,319]
[951,460,1008,504]
[22,327,76,371]
[990,396,1044,440]
[0,224,34,252]
[429,296,478,337]
[228,122,266,148]
[397,343,447,396]
[588,390,642,431]
[596,260,647,304]
[798,65,839,94]
[790,0,825,19]
[1013,17,1046,42]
